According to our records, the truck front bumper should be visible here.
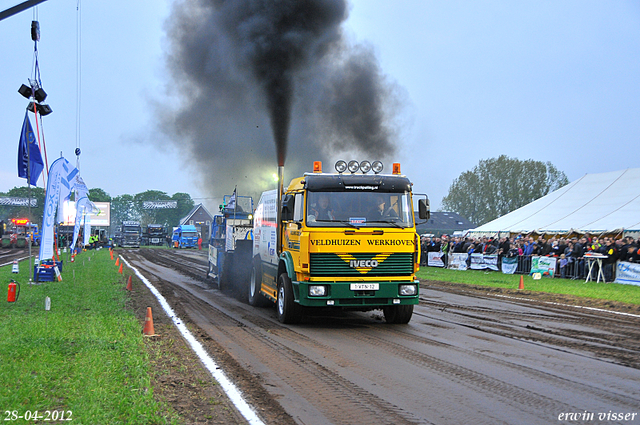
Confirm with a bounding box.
[292,280,420,308]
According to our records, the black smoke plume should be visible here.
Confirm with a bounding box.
[158,0,405,202]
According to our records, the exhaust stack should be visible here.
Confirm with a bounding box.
[276,165,284,256]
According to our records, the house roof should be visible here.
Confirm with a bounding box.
[179,203,214,225]
[416,211,476,235]
[471,168,640,235]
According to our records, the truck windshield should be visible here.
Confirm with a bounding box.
[183,232,198,237]
[124,226,139,233]
[306,191,413,228]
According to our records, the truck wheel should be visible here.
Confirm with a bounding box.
[229,253,248,300]
[277,273,302,324]
[248,259,267,306]
[383,305,414,324]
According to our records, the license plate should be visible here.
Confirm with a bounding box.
[350,283,379,291]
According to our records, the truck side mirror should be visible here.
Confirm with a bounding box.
[418,198,430,220]
[281,194,294,221]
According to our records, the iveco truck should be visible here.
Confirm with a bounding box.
[249,160,430,324]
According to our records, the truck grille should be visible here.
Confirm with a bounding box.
[310,253,413,277]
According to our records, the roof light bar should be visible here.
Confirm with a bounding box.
[335,160,386,174]
[359,161,371,173]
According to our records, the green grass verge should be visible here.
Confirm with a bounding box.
[0,249,179,424]
[417,267,640,305]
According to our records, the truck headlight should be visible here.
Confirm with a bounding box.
[399,284,417,296]
[309,285,327,297]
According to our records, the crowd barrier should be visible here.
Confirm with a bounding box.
[422,252,640,286]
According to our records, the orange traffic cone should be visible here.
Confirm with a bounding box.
[143,307,156,336]
[110,250,114,260]
[115,257,120,266]
[118,263,123,274]
[518,275,524,290]
[126,275,132,291]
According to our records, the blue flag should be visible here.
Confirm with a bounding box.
[228,187,237,210]
[18,112,44,186]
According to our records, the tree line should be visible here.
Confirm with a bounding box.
[0,188,195,230]
[2,155,569,231]
[441,155,569,225]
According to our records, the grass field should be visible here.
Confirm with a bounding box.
[417,266,640,305]
[0,249,178,424]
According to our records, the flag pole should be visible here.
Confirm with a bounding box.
[27,111,33,283]
[234,186,237,223]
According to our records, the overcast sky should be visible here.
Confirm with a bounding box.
[1,0,639,215]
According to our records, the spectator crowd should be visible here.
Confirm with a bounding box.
[421,233,640,282]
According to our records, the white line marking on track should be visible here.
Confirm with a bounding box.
[121,256,266,425]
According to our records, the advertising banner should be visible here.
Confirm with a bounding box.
[0,197,37,207]
[530,256,557,278]
[70,175,89,251]
[448,253,468,270]
[61,201,110,226]
[615,261,640,286]
[71,196,100,251]
[40,157,78,261]
[501,256,518,274]
[84,213,91,246]
[56,160,80,224]
[427,251,445,267]
[143,201,177,209]
[470,253,498,271]
[71,197,86,251]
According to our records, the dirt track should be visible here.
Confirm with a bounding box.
[0,247,30,266]
[123,248,640,425]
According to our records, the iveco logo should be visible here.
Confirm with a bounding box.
[350,259,379,268]
[339,253,391,274]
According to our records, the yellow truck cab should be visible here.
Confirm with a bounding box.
[250,160,430,324]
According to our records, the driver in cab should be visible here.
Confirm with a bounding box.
[368,195,397,220]
[309,193,335,222]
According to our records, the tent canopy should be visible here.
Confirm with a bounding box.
[470,168,640,236]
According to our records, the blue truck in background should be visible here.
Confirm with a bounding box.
[172,224,199,248]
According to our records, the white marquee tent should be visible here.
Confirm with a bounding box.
[470,168,640,236]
